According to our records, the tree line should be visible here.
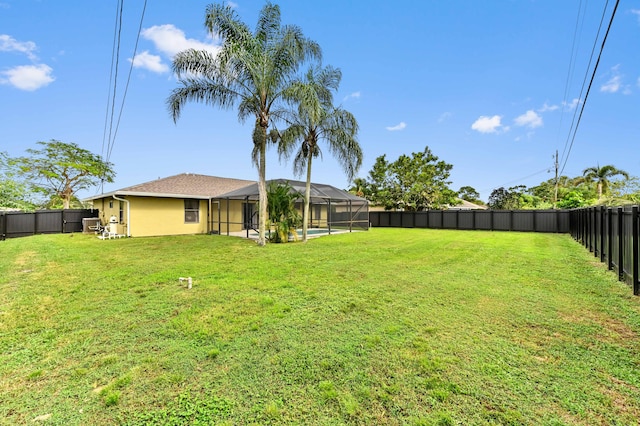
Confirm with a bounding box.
[487,165,635,210]
[348,147,636,211]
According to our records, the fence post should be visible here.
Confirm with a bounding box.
[0,212,5,241]
[607,207,613,270]
[632,206,639,295]
[582,209,585,241]
[591,208,596,253]
[598,206,604,261]
[617,207,624,280]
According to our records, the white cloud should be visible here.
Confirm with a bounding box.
[343,91,360,102]
[562,98,581,110]
[227,1,238,8]
[130,50,169,73]
[471,115,503,134]
[0,34,38,60]
[386,122,406,131]
[632,9,640,24]
[141,24,221,58]
[0,64,54,91]
[437,112,452,123]
[601,74,622,93]
[514,110,543,128]
[600,65,631,94]
[538,102,558,112]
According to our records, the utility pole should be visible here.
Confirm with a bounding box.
[553,150,559,209]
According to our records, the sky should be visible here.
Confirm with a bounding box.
[1,0,638,202]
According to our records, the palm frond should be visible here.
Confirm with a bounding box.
[167,79,237,122]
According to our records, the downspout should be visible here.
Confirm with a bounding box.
[112,195,130,237]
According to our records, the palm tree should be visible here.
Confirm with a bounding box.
[275,65,362,242]
[582,164,629,202]
[167,3,320,246]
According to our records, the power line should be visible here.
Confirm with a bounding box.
[559,0,609,168]
[558,0,619,176]
[101,0,122,162]
[107,0,148,162]
[483,166,553,193]
[105,0,124,164]
[555,0,587,153]
[99,0,148,195]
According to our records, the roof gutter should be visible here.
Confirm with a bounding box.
[112,195,131,237]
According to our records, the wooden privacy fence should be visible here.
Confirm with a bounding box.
[569,206,639,295]
[370,209,570,233]
[0,209,99,241]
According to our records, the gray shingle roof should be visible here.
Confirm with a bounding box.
[216,179,368,203]
[83,173,255,200]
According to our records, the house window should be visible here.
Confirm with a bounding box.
[119,201,124,223]
[184,199,199,223]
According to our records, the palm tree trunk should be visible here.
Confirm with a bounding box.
[302,153,313,242]
[597,182,603,201]
[257,134,268,246]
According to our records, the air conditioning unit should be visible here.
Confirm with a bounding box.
[82,217,101,234]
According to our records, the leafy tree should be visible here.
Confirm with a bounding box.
[582,164,629,202]
[489,185,548,210]
[530,175,595,208]
[362,147,456,210]
[556,190,589,209]
[10,140,114,209]
[0,152,34,210]
[457,186,483,205]
[266,181,302,243]
[487,187,520,210]
[348,177,370,198]
[275,65,361,242]
[608,176,640,205]
[168,2,320,246]
[0,178,36,211]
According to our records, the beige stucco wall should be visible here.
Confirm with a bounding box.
[94,197,127,235]
[129,197,208,237]
[92,196,209,237]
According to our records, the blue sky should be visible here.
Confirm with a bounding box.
[1,1,638,201]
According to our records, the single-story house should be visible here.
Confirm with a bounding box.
[83,173,368,238]
[447,199,488,210]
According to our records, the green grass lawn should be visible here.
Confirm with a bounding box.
[1,229,639,425]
